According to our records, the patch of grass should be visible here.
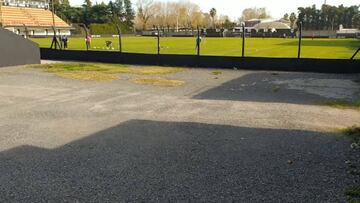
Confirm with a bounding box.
[345,186,360,203]
[123,66,182,75]
[212,70,223,75]
[56,71,118,81]
[131,78,185,87]
[321,100,360,110]
[29,63,183,81]
[341,126,360,143]
[272,86,281,93]
[30,63,113,72]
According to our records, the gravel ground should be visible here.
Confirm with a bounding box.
[0,63,359,202]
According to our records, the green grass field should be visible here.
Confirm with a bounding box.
[31,37,360,59]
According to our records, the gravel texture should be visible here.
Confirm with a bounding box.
[0,64,360,202]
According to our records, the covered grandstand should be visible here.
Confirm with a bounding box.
[0,0,71,37]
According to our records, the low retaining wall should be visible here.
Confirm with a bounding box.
[0,28,40,67]
[40,48,360,74]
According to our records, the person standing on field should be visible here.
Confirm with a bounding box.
[86,35,92,50]
[196,35,202,50]
[63,35,68,49]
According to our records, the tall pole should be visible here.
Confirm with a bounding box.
[79,24,89,51]
[50,0,58,49]
[242,23,245,57]
[115,23,122,53]
[51,0,55,29]
[197,26,200,56]
[298,22,302,59]
[157,27,160,55]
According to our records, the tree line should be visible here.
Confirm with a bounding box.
[296,4,360,30]
[51,0,135,32]
[135,0,237,30]
[50,0,359,33]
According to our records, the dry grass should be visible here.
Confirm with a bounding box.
[131,78,185,87]
[123,66,182,75]
[56,72,118,81]
[29,63,183,81]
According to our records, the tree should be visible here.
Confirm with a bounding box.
[241,7,271,21]
[82,0,93,26]
[84,0,92,8]
[90,3,109,24]
[220,16,235,29]
[124,0,135,28]
[283,13,289,21]
[289,12,297,29]
[113,0,124,18]
[298,4,359,30]
[209,8,217,28]
[136,0,154,30]
[353,14,360,29]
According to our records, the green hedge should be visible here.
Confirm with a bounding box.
[89,23,130,35]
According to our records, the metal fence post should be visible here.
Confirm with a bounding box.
[197,27,200,56]
[115,24,122,53]
[298,22,302,59]
[79,24,89,51]
[350,47,360,60]
[157,27,160,55]
[242,23,245,57]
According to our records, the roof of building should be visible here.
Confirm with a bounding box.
[0,6,70,28]
[254,21,291,30]
[337,29,360,34]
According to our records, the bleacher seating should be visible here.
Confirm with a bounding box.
[1,6,70,28]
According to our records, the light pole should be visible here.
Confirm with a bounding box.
[50,0,59,49]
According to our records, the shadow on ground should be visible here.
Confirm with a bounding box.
[0,120,351,202]
[194,72,360,105]
[278,39,360,48]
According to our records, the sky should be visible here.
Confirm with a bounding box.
[70,0,360,19]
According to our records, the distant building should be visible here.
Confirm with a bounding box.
[0,0,71,37]
[337,25,360,38]
[232,19,293,38]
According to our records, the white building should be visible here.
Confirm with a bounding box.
[337,25,360,38]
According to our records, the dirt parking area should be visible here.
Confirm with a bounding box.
[0,63,359,202]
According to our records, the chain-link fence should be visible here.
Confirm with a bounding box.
[31,25,360,60]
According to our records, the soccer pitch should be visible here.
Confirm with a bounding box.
[32,37,360,59]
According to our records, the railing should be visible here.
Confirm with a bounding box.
[351,48,360,60]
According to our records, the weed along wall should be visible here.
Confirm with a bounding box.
[0,28,40,67]
[40,48,360,74]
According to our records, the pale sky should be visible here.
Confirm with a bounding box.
[71,0,360,19]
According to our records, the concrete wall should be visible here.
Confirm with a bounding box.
[40,48,360,74]
[301,30,337,38]
[0,27,40,67]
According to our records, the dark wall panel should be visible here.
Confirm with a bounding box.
[40,48,360,74]
[0,28,40,67]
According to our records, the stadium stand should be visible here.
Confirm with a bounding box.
[0,0,71,37]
